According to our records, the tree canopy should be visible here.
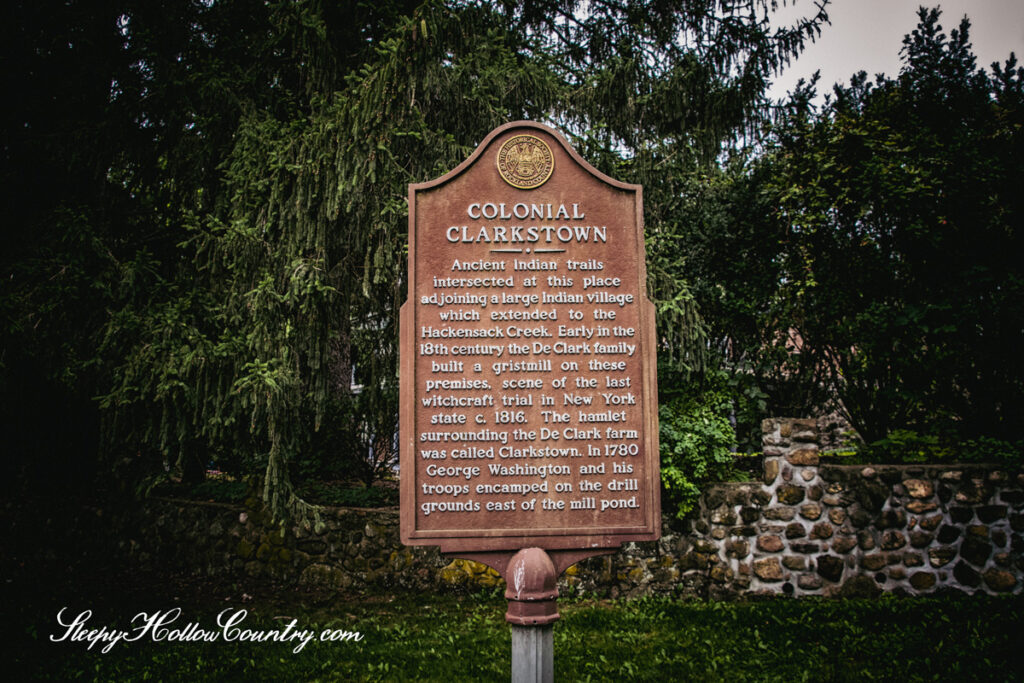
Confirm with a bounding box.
[767,8,1024,443]
[3,0,828,518]
[6,3,1020,519]
[649,8,1023,517]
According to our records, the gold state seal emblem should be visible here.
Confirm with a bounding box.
[496,134,554,189]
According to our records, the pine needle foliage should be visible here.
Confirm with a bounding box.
[4,0,828,520]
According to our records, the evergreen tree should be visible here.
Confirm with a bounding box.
[3,1,828,519]
[766,8,1024,442]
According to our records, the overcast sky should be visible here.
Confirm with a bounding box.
[768,0,1024,100]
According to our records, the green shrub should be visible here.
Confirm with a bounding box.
[297,482,398,508]
[152,478,250,503]
[658,392,736,518]
[858,429,1023,464]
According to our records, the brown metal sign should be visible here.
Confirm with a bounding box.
[400,121,660,553]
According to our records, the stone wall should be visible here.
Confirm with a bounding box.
[720,418,1021,597]
[120,419,1023,598]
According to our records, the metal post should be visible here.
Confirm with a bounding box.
[510,624,553,683]
[504,548,559,683]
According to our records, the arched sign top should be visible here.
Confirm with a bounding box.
[409,121,642,196]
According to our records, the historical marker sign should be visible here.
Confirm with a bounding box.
[400,121,660,554]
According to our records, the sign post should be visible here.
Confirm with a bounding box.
[401,121,660,681]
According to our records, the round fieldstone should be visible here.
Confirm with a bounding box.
[960,537,992,567]
[798,573,823,590]
[928,546,957,568]
[881,531,907,550]
[807,485,824,501]
[785,523,807,539]
[903,479,934,499]
[953,560,981,587]
[919,514,943,531]
[949,507,974,524]
[776,484,806,505]
[765,507,797,521]
[825,480,845,494]
[757,534,784,552]
[694,539,718,553]
[763,458,780,485]
[967,524,989,539]
[816,555,845,582]
[909,572,937,590]
[861,554,887,571]
[677,552,705,571]
[753,557,784,581]
[710,505,738,526]
[903,552,924,567]
[727,486,755,506]
[740,506,761,524]
[850,509,874,529]
[877,509,906,529]
[857,483,891,513]
[857,529,876,550]
[709,565,734,583]
[955,480,989,505]
[790,420,817,441]
[811,522,834,539]
[800,503,823,520]
[905,500,938,514]
[937,524,961,544]
[977,505,1008,524]
[988,470,1009,484]
[725,540,750,559]
[829,508,847,525]
[705,488,727,509]
[938,483,955,503]
[787,448,820,466]
[790,541,820,554]
[909,531,934,548]
[831,536,857,554]
[982,568,1017,592]
[783,555,807,570]
[1013,534,1024,553]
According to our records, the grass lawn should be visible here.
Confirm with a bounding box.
[13,576,1024,681]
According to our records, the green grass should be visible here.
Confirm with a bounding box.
[18,592,1024,681]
